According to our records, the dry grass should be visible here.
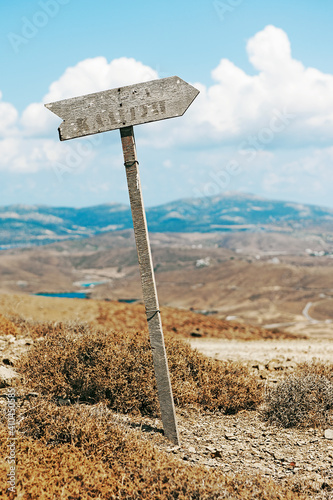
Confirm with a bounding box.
[0,314,19,337]
[166,336,262,413]
[96,302,301,340]
[262,365,333,428]
[0,292,302,341]
[17,321,263,416]
[295,360,333,382]
[18,323,159,415]
[0,399,311,499]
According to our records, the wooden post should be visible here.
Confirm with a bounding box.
[120,126,179,445]
[45,76,199,445]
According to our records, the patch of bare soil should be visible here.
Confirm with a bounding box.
[123,407,333,499]
[190,338,333,365]
[189,338,333,388]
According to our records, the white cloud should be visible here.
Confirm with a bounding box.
[0,91,19,137]
[0,136,94,174]
[14,31,333,149]
[44,57,158,102]
[20,57,158,137]
[20,102,60,137]
[175,25,333,148]
[247,25,295,75]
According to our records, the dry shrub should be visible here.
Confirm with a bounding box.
[0,400,310,500]
[18,323,159,416]
[9,317,91,341]
[166,337,263,413]
[262,373,333,428]
[295,360,333,382]
[0,314,19,337]
[17,321,263,416]
[18,397,147,459]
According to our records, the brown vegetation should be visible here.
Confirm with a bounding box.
[17,322,263,415]
[0,314,19,337]
[0,301,332,498]
[0,292,300,341]
[262,372,333,428]
[296,360,333,382]
[0,399,310,500]
[262,361,333,428]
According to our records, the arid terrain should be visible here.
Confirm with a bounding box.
[0,294,333,499]
[0,228,332,338]
[1,226,333,498]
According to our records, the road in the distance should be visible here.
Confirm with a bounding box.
[302,302,317,323]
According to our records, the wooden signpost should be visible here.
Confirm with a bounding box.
[45,76,199,445]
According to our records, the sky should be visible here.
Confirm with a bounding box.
[0,0,333,209]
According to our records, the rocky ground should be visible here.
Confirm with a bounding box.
[120,407,333,499]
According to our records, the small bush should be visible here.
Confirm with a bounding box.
[166,337,263,413]
[262,373,333,428]
[17,321,263,416]
[18,323,159,416]
[10,317,91,340]
[296,360,333,382]
[0,314,19,336]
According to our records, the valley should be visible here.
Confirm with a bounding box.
[0,227,332,339]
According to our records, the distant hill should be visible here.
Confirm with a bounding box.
[0,193,333,248]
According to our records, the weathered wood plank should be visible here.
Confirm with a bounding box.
[120,126,179,445]
[45,76,199,141]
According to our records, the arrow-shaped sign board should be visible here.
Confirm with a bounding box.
[45,76,199,141]
[45,76,199,446]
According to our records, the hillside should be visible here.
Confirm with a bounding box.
[0,229,333,338]
[0,192,333,339]
[1,192,333,248]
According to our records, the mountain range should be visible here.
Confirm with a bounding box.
[0,192,333,248]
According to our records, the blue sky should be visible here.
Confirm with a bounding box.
[0,0,333,208]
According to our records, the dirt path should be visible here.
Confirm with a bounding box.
[189,338,333,365]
